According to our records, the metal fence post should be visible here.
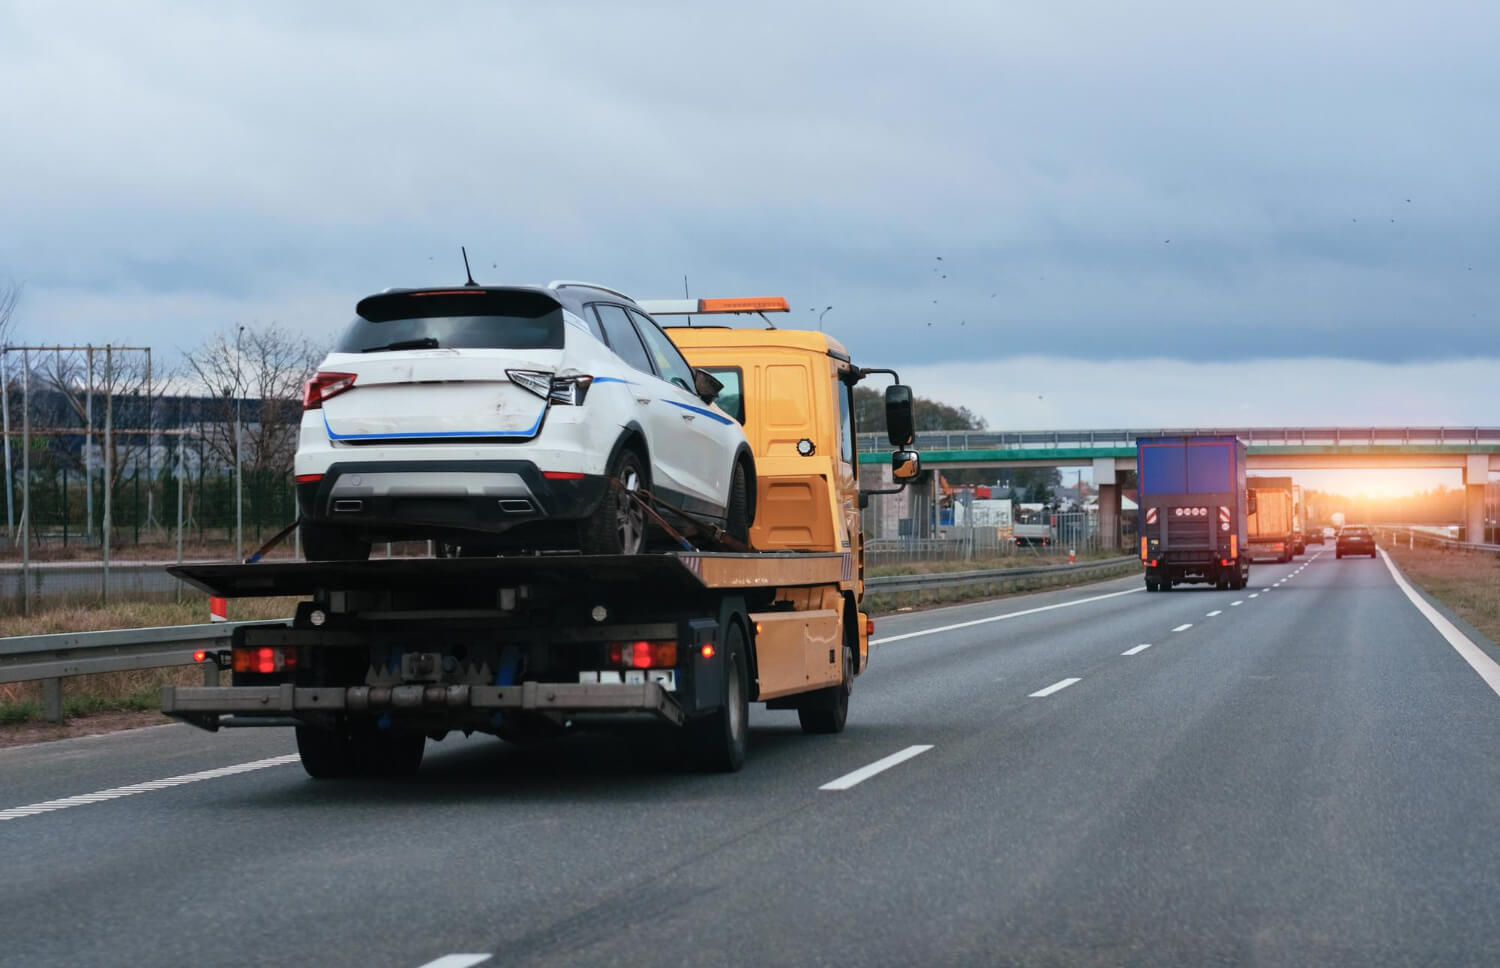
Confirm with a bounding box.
[42,677,63,723]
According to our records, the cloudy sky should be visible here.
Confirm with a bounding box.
[2,0,1497,431]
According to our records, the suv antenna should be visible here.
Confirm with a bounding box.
[461,246,478,287]
[683,274,692,326]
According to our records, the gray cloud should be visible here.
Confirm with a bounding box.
[0,1,1496,366]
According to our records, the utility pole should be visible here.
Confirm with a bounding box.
[103,345,112,603]
[85,346,93,542]
[234,325,245,562]
[20,349,29,616]
[1,347,11,540]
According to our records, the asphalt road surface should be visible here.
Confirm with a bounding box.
[5,549,1500,967]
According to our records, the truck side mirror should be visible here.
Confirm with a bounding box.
[692,367,724,403]
[885,385,914,447]
[892,450,921,480]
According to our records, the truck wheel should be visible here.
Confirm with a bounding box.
[296,724,357,779]
[580,449,647,555]
[1144,577,1158,592]
[688,622,749,772]
[725,461,751,546]
[1216,574,1230,591]
[301,523,371,562]
[798,641,852,735]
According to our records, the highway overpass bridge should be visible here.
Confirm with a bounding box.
[857,427,1500,547]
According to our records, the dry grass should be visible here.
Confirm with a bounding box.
[867,557,1138,615]
[1385,543,1500,645]
[867,549,1121,579]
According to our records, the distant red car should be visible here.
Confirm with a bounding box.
[1336,525,1376,559]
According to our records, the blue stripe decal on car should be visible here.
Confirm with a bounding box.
[662,399,734,425]
[323,408,545,441]
[592,376,634,385]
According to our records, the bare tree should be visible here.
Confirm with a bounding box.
[181,323,321,473]
[38,346,163,495]
[0,279,19,346]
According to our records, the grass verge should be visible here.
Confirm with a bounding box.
[867,557,1138,616]
[1384,543,1500,646]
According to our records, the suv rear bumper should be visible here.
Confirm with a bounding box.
[297,460,608,538]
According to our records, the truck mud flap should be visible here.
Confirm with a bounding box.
[163,681,685,728]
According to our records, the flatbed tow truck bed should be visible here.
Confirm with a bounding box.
[162,550,859,774]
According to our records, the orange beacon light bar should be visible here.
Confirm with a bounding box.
[637,296,790,316]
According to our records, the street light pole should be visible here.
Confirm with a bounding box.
[234,325,244,562]
[818,306,833,330]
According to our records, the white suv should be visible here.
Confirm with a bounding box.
[295,282,755,559]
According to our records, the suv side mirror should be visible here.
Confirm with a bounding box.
[885,384,914,447]
[692,367,724,403]
[892,450,921,480]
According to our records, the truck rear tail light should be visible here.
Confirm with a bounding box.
[302,372,356,410]
[866,618,875,637]
[607,640,677,668]
[1148,559,1159,567]
[701,643,715,659]
[1220,559,1233,567]
[232,646,297,674]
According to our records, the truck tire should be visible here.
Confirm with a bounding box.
[1215,574,1230,591]
[580,449,647,555]
[301,523,372,562]
[725,461,751,546]
[296,724,358,779]
[687,621,749,772]
[798,639,852,735]
[1145,577,1159,592]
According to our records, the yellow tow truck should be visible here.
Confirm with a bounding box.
[162,297,921,774]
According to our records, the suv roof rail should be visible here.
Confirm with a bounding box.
[547,280,637,302]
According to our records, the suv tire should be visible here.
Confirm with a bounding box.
[726,461,751,546]
[581,449,647,555]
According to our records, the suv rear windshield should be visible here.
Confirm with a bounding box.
[1343,526,1369,534]
[337,290,564,352]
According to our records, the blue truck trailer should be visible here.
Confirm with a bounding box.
[1137,435,1251,591]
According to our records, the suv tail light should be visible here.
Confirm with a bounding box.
[507,369,593,406]
[302,372,356,410]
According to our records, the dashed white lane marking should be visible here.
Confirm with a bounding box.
[1262,587,1271,592]
[1172,623,1193,632]
[0,754,301,822]
[1121,643,1152,656]
[1249,593,1259,598]
[820,745,934,791]
[1230,600,1243,606]
[1380,551,1500,698]
[1206,610,1222,617]
[1029,677,1082,697]
[872,587,1144,645]
[416,957,492,968]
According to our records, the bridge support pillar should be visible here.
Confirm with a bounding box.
[1094,459,1120,549]
[1466,455,1488,544]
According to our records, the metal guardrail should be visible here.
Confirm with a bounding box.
[1379,526,1500,556]
[0,557,1142,724]
[0,620,288,723]
[858,427,1500,453]
[865,556,1138,594]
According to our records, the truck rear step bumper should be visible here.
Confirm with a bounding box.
[163,681,684,728]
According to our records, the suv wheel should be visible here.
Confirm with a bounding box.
[725,461,751,546]
[581,449,647,555]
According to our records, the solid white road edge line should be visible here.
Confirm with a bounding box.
[0,754,301,822]
[820,745,934,791]
[1121,643,1152,656]
[1172,623,1193,632]
[415,957,493,968]
[1379,550,1500,698]
[871,587,1144,645]
[1029,677,1082,697]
